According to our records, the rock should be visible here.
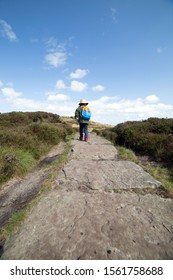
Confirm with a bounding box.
[1,134,173,260]
[2,189,173,260]
[56,160,161,191]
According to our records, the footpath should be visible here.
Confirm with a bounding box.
[1,134,173,259]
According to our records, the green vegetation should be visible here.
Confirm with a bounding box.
[97,118,173,164]
[96,118,173,193]
[116,146,139,163]
[0,135,73,243]
[149,166,173,192]
[0,111,74,185]
[0,130,74,248]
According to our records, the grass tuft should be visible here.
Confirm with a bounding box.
[116,146,139,163]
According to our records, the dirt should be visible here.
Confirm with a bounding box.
[1,134,173,259]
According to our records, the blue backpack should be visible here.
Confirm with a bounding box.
[81,106,91,120]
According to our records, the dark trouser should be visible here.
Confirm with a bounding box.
[79,123,88,139]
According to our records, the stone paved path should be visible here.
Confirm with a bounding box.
[1,134,173,259]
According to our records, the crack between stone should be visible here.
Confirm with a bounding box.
[162,223,172,233]
[112,186,172,199]
[62,168,67,179]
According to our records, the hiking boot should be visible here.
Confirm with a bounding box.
[84,138,88,142]
[79,136,83,141]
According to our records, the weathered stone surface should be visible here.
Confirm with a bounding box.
[56,134,161,191]
[57,160,161,191]
[2,190,173,260]
[1,134,173,259]
[71,136,117,160]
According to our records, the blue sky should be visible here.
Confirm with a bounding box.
[0,0,173,125]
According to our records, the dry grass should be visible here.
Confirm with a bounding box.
[61,116,113,132]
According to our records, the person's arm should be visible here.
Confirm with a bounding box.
[75,107,80,122]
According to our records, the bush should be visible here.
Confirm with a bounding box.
[29,123,67,144]
[0,111,74,184]
[101,118,173,165]
[101,129,117,145]
[0,111,62,127]
[27,111,61,123]
[0,147,36,184]
[147,118,173,134]
[0,152,18,178]
[0,112,30,127]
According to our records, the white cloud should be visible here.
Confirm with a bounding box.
[0,87,41,110]
[89,96,118,106]
[1,87,22,99]
[11,97,42,110]
[1,85,173,125]
[46,103,76,116]
[145,94,159,103]
[70,80,87,92]
[45,52,67,68]
[47,93,69,101]
[0,19,17,41]
[56,80,66,89]
[111,8,118,23]
[45,37,66,53]
[0,80,3,87]
[44,37,71,69]
[69,69,88,79]
[89,95,173,124]
[0,86,73,113]
[92,85,105,92]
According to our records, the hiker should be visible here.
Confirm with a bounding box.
[75,99,91,142]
